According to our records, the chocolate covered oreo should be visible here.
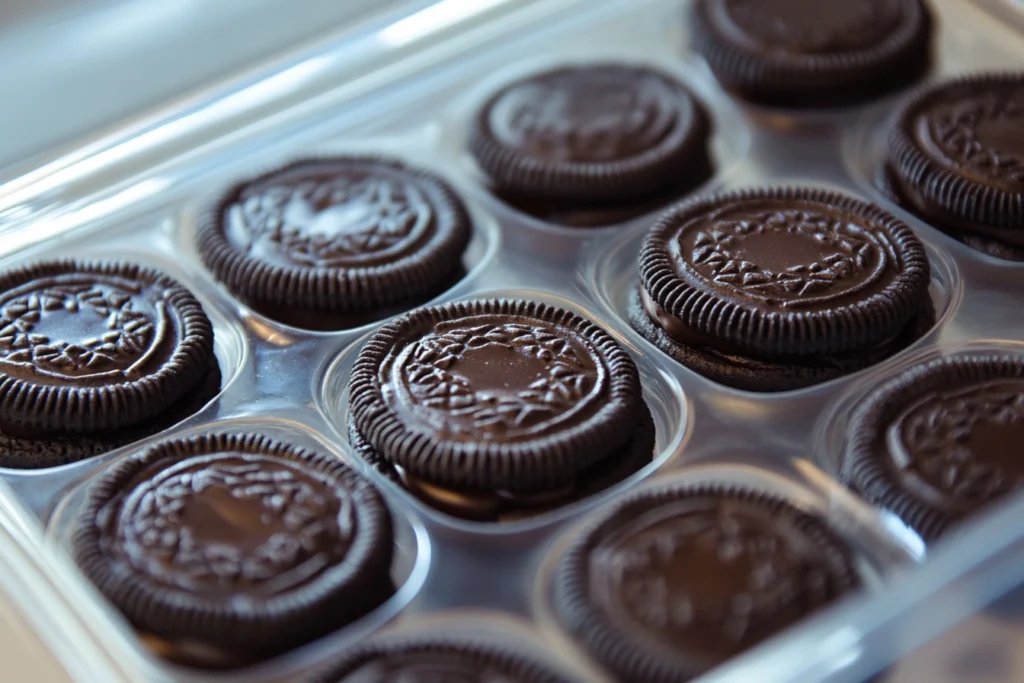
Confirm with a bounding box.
[72,433,394,666]
[554,484,860,682]
[197,156,471,328]
[841,354,1024,542]
[887,73,1024,261]
[0,260,220,468]
[470,64,711,226]
[630,187,933,391]
[312,635,573,683]
[692,0,931,106]
[348,299,654,521]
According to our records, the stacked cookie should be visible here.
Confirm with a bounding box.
[629,188,934,391]
[198,157,472,329]
[841,354,1024,542]
[347,299,655,521]
[692,0,931,106]
[0,261,221,468]
[73,433,396,667]
[886,74,1024,260]
[470,64,712,226]
[554,484,861,682]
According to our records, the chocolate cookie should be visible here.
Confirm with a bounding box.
[347,299,655,521]
[840,354,1024,542]
[470,64,711,227]
[0,361,221,470]
[887,74,1024,261]
[554,484,860,683]
[0,260,219,468]
[72,433,394,666]
[311,635,574,683]
[692,0,931,106]
[631,187,934,391]
[197,156,471,329]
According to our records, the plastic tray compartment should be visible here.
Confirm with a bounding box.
[0,0,1020,682]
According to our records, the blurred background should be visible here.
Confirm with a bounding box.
[0,0,420,172]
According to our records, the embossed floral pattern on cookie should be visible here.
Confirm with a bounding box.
[0,279,161,379]
[554,486,859,682]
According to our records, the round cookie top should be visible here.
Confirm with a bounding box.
[841,353,1024,542]
[197,157,471,312]
[639,187,930,358]
[312,636,574,683]
[348,299,642,495]
[470,64,709,201]
[889,73,1024,231]
[72,433,393,653]
[692,0,930,105]
[554,484,859,682]
[0,260,213,433]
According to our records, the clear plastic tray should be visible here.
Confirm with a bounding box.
[0,0,1022,681]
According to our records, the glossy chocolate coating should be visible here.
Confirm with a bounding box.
[383,314,605,443]
[471,65,710,204]
[485,67,681,164]
[225,162,437,270]
[842,354,1024,541]
[590,499,844,661]
[693,0,930,106]
[349,300,643,497]
[0,274,170,384]
[712,0,900,54]
[912,84,1024,194]
[103,453,352,598]
[888,75,1024,257]
[889,381,1024,504]
[673,201,899,313]
[638,188,931,360]
[73,434,395,657]
[555,486,859,682]
[198,157,471,317]
[0,261,213,434]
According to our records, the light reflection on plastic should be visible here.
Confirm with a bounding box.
[0,56,334,210]
[70,1,189,50]
[817,626,863,677]
[3,0,514,213]
[244,317,295,347]
[0,178,170,257]
[378,0,511,46]
[2,0,516,224]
